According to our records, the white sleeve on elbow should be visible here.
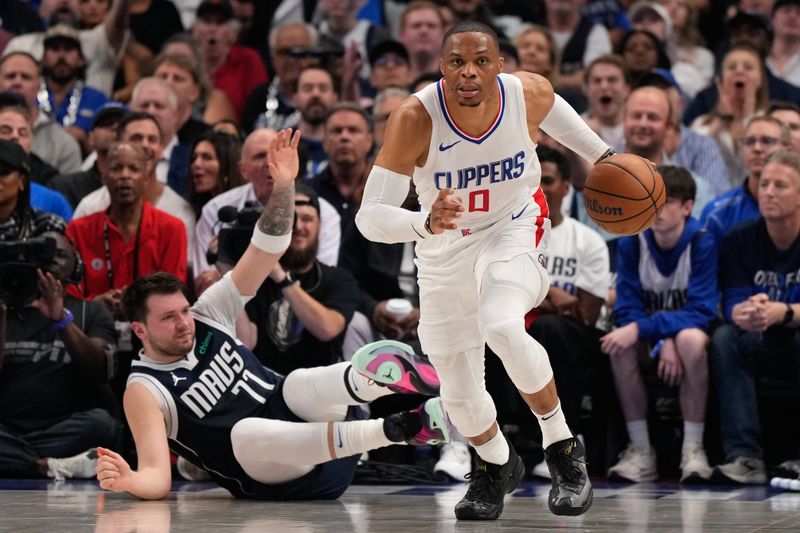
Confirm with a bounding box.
[539,94,610,164]
[355,165,429,244]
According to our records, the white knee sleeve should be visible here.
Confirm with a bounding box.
[481,317,553,394]
[230,418,320,483]
[479,255,553,394]
[427,348,497,437]
[282,364,351,422]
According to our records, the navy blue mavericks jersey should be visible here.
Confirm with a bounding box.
[128,285,294,498]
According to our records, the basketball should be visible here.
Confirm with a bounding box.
[582,153,666,236]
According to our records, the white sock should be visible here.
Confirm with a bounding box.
[346,364,394,402]
[330,419,393,460]
[472,430,510,466]
[626,420,650,448]
[534,401,573,448]
[683,421,704,449]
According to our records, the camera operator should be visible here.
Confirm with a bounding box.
[0,229,120,480]
[236,184,360,375]
[193,128,341,295]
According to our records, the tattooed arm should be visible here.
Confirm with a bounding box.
[231,129,301,297]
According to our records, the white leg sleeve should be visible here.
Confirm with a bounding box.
[230,417,391,484]
[282,362,392,422]
[478,254,554,394]
[230,419,321,484]
[428,347,498,438]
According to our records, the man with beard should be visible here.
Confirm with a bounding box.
[4,0,131,97]
[581,55,630,149]
[193,129,341,295]
[311,102,373,234]
[39,24,109,147]
[293,66,339,180]
[237,183,360,374]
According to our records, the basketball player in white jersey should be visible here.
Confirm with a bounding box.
[356,21,613,519]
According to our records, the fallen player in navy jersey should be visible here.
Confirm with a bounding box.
[95,129,449,500]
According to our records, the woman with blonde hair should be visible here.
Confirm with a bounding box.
[691,45,770,185]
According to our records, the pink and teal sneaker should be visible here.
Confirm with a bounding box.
[385,397,451,446]
[352,340,440,396]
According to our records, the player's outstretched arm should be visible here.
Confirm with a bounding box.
[514,71,611,165]
[232,129,300,297]
[96,384,172,500]
[356,99,433,243]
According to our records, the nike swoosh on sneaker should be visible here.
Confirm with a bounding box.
[439,140,461,151]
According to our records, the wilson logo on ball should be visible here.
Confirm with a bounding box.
[586,198,623,216]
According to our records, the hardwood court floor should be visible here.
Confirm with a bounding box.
[1,479,799,532]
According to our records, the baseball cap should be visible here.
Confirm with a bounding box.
[196,0,233,22]
[295,183,320,214]
[368,40,409,67]
[91,103,129,130]
[628,1,673,37]
[639,68,688,100]
[43,23,82,51]
[0,139,30,175]
[727,11,774,40]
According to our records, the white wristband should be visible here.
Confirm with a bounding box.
[250,226,291,253]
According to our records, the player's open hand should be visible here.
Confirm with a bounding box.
[429,188,463,233]
[267,129,301,185]
[97,447,133,493]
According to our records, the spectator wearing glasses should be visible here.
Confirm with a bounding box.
[700,116,791,242]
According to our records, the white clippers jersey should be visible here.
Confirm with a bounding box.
[412,73,543,229]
